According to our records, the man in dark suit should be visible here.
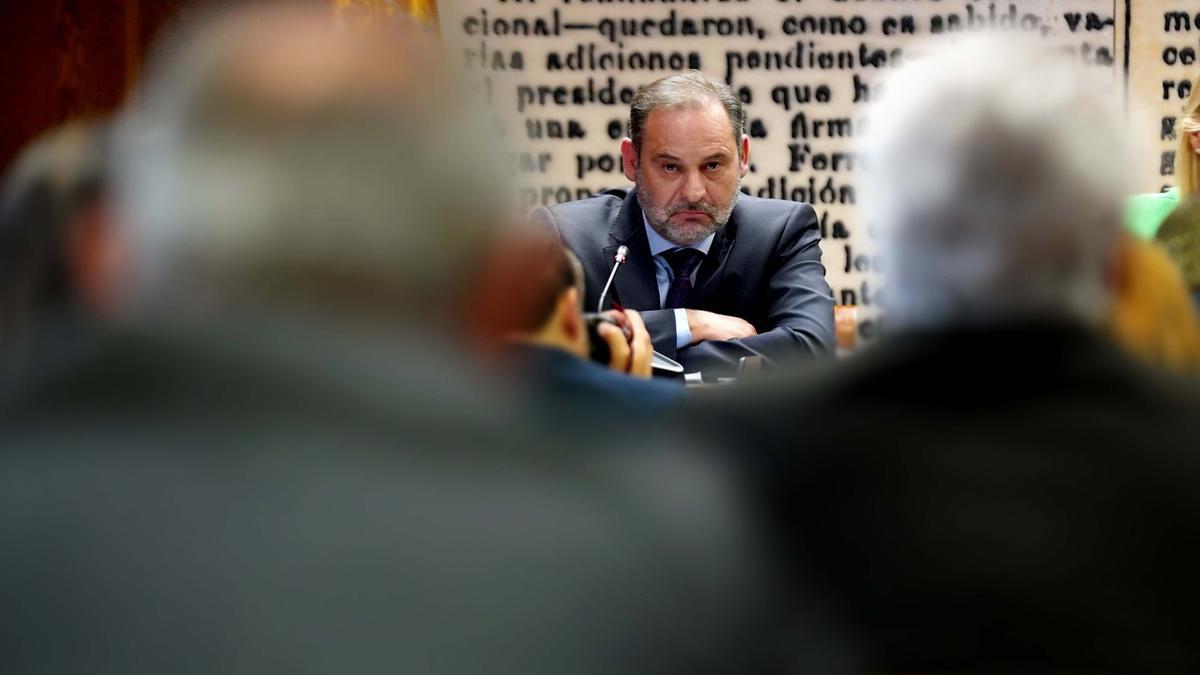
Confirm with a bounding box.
[699,36,1200,672]
[534,72,834,378]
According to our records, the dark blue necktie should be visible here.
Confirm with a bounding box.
[662,247,705,309]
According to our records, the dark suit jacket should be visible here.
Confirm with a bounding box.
[504,343,684,428]
[535,190,834,376]
[700,320,1200,671]
[0,317,797,675]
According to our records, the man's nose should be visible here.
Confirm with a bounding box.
[682,170,706,203]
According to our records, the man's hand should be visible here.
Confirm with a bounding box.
[685,309,757,344]
[596,309,653,378]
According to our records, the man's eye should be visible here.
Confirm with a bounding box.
[662,164,679,173]
[706,162,721,171]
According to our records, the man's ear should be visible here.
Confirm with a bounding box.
[560,287,582,337]
[738,134,750,178]
[619,137,638,183]
[558,287,590,357]
[68,200,127,318]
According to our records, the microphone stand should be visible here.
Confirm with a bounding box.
[594,244,684,375]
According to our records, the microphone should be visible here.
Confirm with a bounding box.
[590,244,685,375]
[596,245,628,314]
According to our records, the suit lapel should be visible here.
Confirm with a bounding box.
[692,205,738,300]
[602,192,740,310]
[602,192,662,311]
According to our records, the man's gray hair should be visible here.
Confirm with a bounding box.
[113,4,508,322]
[627,71,746,159]
[861,35,1132,330]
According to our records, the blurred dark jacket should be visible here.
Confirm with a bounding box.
[503,342,685,428]
[704,320,1200,672]
[0,317,798,675]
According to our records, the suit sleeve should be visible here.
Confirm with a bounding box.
[677,203,835,377]
[640,310,680,357]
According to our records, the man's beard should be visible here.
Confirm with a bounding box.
[636,177,740,247]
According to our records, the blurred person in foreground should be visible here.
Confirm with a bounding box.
[464,227,684,426]
[1109,234,1200,374]
[0,120,120,380]
[1156,194,1200,309]
[701,35,1200,671]
[0,4,793,674]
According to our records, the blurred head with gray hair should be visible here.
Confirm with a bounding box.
[113,2,508,328]
[861,35,1132,331]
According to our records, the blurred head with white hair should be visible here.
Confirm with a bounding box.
[861,35,1132,331]
[113,2,508,328]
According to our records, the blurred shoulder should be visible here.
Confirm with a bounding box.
[537,189,628,230]
[732,195,817,231]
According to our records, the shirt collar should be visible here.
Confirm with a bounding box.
[641,210,716,257]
